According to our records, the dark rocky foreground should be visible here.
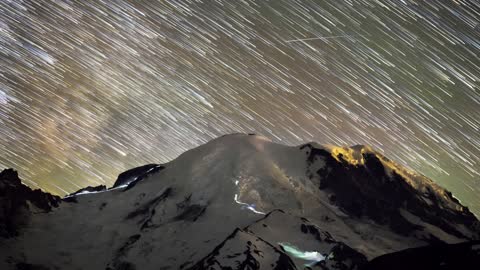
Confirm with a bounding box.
[362,240,480,270]
[0,169,60,238]
[1,134,479,269]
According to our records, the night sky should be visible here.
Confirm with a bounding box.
[1,1,479,214]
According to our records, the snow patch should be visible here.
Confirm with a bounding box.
[279,242,325,265]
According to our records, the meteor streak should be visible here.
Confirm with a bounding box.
[285,34,363,43]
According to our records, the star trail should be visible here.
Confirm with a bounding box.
[0,1,479,213]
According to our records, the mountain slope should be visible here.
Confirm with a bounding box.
[187,227,297,270]
[0,134,478,270]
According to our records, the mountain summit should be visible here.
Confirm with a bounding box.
[1,134,479,269]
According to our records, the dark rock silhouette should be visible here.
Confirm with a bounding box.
[363,240,480,270]
[0,169,60,238]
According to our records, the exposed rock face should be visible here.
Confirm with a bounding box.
[0,169,60,238]
[0,134,478,270]
[112,164,164,188]
[68,185,107,196]
[301,143,480,241]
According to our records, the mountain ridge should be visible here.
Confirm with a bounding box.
[1,133,479,269]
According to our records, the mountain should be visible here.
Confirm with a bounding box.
[0,133,479,270]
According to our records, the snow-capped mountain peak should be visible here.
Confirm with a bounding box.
[1,134,478,269]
